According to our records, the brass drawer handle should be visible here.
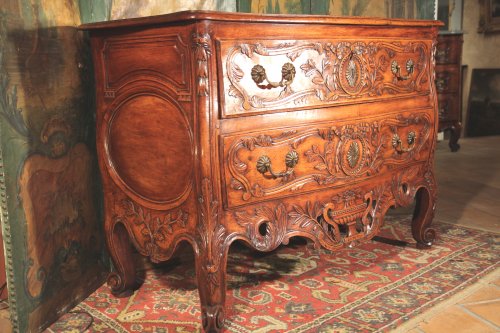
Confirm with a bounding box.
[251,63,296,90]
[256,150,299,179]
[392,131,416,153]
[391,59,414,81]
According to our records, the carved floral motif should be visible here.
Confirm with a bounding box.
[120,200,188,257]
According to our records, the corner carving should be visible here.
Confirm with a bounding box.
[196,179,226,290]
[193,33,211,96]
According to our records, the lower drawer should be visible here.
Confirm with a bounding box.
[222,110,434,208]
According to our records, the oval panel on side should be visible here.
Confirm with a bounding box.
[107,95,193,206]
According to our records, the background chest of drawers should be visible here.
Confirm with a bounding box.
[436,32,463,152]
[82,11,441,332]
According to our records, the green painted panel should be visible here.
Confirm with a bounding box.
[311,0,330,14]
[238,0,253,12]
[0,1,108,332]
[78,0,112,24]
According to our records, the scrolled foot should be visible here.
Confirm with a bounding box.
[415,227,436,249]
[107,272,135,297]
[202,305,225,333]
[412,186,436,250]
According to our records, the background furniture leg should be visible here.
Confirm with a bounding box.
[412,186,436,249]
[448,121,462,152]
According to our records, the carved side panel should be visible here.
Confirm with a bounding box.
[219,39,431,117]
[102,89,194,211]
[223,111,432,207]
[102,34,192,101]
[114,198,190,262]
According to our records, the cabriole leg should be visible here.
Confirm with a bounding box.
[194,241,229,333]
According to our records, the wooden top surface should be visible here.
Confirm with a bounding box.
[80,10,443,30]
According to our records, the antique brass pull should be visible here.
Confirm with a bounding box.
[391,59,414,81]
[251,63,296,90]
[392,131,416,153]
[256,150,299,179]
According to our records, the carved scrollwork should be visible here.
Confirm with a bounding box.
[234,203,288,251]
[233,186,394,252]
[224,39,429,113]
[119,199,188,259]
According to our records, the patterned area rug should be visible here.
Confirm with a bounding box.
[46,216,499,333]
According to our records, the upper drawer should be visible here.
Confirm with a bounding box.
[218,38,432,118]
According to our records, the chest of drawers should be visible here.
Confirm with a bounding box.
[436,33,463,151]
[82,11,441,332]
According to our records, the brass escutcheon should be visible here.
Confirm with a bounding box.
[256,150,299,179]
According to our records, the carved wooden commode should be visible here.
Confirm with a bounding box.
[82,11,441,332]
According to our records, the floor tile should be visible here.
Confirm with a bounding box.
[462,301,500,327]
[460,285,500,304]
[417,306,497,333]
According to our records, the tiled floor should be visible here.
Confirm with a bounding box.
[393,135,500,333]
[0,136,499,333]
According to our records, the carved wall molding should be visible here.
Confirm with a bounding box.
[222,39,430,115]
[226,112,431,204]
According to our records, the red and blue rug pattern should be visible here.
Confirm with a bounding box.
[47,216,499,332]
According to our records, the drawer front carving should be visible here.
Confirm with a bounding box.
[219,39,431,117]
[223,112,432,207]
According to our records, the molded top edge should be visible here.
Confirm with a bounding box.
[79,10,443,31]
